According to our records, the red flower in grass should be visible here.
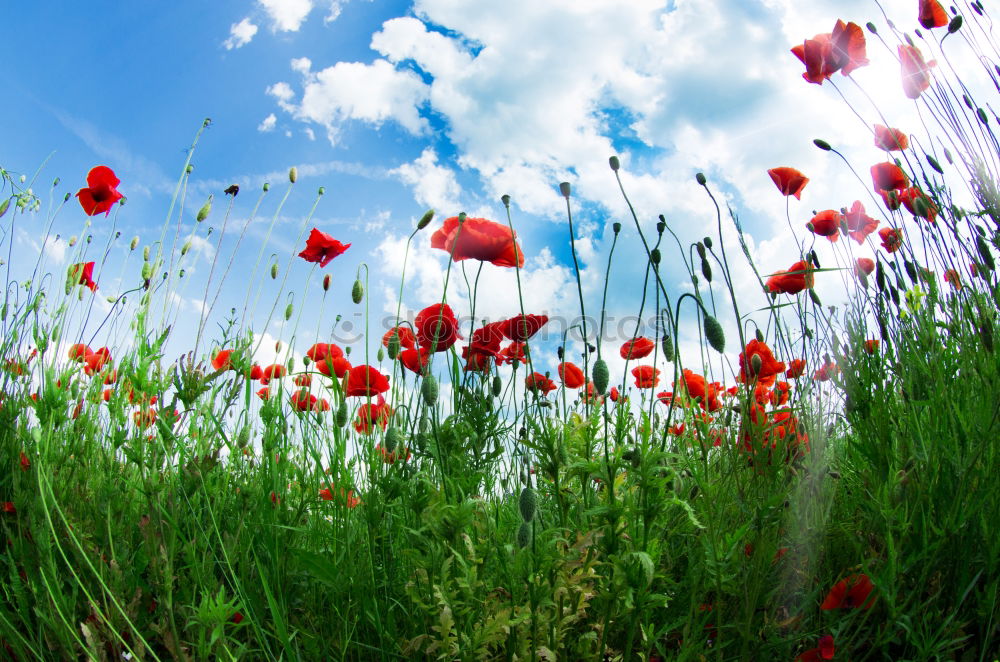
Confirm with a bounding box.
[871,162,909,193]
[525,372,556,394]
[796,635,835,661]
[398,347,431,375]
[248,364,263,380]
[298,228,351,267]
[767,167,809,199]
[382,327,416,351]
[498,341,527,365]
[813,359,839,382]
[879,227,903,253]
[290,390,317,412]
[874,124,909,151]
[377,444,411,464]
[354,396,392,434]
[845,201,879,244]
[431,216,524,268]
[256,387,270,401]
[84,349,112,376]
[231,612,244,625]
[806,210,842,242]
[319,486,361,508]
[558,362,585,389]
[499,314,549,342]
[900,44,936,99]
[766,260,814,295]
[262,364,287,380]
[620,337,655,360]
[344,365,390,397]
[212,349,234,371]
[68,344,92,362]
[632,365,660,389]
[316,355,352,379]
[944,268,962,290]
[739,340,786,388]
[863,339,880,354]
[791,20,868,85]
[415,303,461,352]
[69,262,98,292]
[294,373,312,387]
[821,573,875,610]
[76,166,123,217]
[2,502,15,514]
[678,369,722,412]
[20,451,30,471]
[919,0,949,29]
[306,342,343,364]
[855,257,876,279]
[900,186,937,222]
[133,407,157,429]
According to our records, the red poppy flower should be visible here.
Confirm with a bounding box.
[631,365,660,389]
[84,350,112,376]
[212,349,234,371]
[354,396,392,433]
[316,355,352,378]
[298,228,351,267]
[382,327,416,351]
[765,260,814,294]
[874,124,908,151]
[415,303,461,352]
[319,486,361,507]
[657,391,674,406]
[609,386,624,403]
[558,362,585,389]
[525,372,556,394]
[791,20,868,85]
[899,186,937,222]
[863,339,880,354]
[770,380,791,406]
[944,268,962,290]
[76,166,123,216]
[796,634,835,661]
[820,573,874,609]
[344,365,390,397]
[845,201,879,244]
[919,0,949,29]
[248,364,263,380]
[398,347,431,375]
[2,501,15,514]
[377,444,411,464]
[855,257,875,279]
[871,162,909,192]
[262,364,287,380]
[806,210,842,242]
[306,342,343,363]
[69,262,98,292]
[620,337,655,360]
[430,216,524,268]
[133,407,157,428]
[678,369,722,412]
[498,342,527,365]
[291,389,317,411]
[294,373,312,387]
[879,227,903,253]
[739,340,786,388]
[499,313,548,342]
[69,344,92,362]
[19,451,30,471]
[900,44,936,99]
[462,351,494,372]
[767,167,809,199]
[813,360,839,382]
[256,387,270,401]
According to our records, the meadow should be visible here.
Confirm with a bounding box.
[2,1,1000,660]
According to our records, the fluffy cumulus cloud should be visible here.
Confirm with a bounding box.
[259,0,314,32]
[224,17,259,49]
[258,113,277,132]
[390,148,462,212]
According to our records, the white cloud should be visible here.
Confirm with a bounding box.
[258,113,277,132]
[391,148,462,213]
[259,0,314,32]
[224,18,259,49]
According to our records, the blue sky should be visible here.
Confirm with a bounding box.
[1,0,959,391]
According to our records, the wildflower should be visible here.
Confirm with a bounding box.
[377,444,411,464]
[262,364,286,380]
[632,365,660,389]
[678,369,722,412]
[821,573,875,609]
[845,201,879,244]
[499,313,549,342]
[248,364,263,380]
[76,166,123,216]
[212,349,234,371]
[231,612,244,625]
[293,373,312,387]
[134,407,157,428]
[498,341,527,365]
[863,339,880,354]
[290,390,317,411]
[298,228,351,267]
[918,0,949,29]
[855,257,876,279]
[316,355,352,379]
[415,303,461,352]
[398,347,431,375]
[354,396,392,433]
[19,451,30,471]
[381,327,416,351]
[767,167,809,199]
[900,44,936,99]
[319,486,361,507]
[609,386,626,403]
[256,387,270,401]
[791,19,868,85]
[766,260,814,294]
[525,372,556,394]
[344,365,390,397]
[558,362,585,389]
[739,339,786,387]
[871,162,909,192]
[84,349,112,376]
[874,124,908,151]
[306,342,343,364]
[879,227,903,253]
[620,337,655,360]
[430,216,524,268]
[813,360,839,382]
[2,502,14,514]
[899,186,937,222]
[806,210,842,242]
[69,344,92,361]
[796,634,835,661]
[944,268,962,290]
[69,262,98,292]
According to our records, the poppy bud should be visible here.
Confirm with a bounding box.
[179,269,185,279]
[750,353,763,377]
[703,314,725,353]
[948,15,963,33]
[944,147,953,164]
[975,234,995,271]
[387,334,401,360]
[263,183,270,192]
[865,21,877,33]
[650,249,661,265]
[559,182,571,198]
[501,194,511,207]
[704,236,713,249]
[516,521,531,548]
[289,167,297,183]
[376,347,385,362]
[285,303,293,321]
[691,274,699,288]
[695,242,706,259]
[0,199,9,219]
[491,375,502,397]
[612,222,622,234]
[181,240,192,256]
[335,400,348,427]
[661,334,674,360]
[351,279,364,304]
[384,426,401,453]
[421,375,438,406]
[271,263,278,280]
[592,359,609,395]
[813,139,832,151]
[557,346,564,360]
[700,258,712,282]
[196,196,212,222]
[927,155,943,174]
[695,172,707,185]
[323,274,332,291]
[141,262,153,281]
[876,262,886,291]
[609,155,620,171]
[519,487,537,522]
[890,285,900,307]
[416,209,435,230]
[318,187,325,195]
[656,221,666,235]
[809,289,821,306]
[69,236,77,247]
[186,165,194,174]
[904,260,918,284]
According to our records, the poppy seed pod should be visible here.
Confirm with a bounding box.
[323,274,332,291]
[650,249,661,265]
[559,182,571,198]
[335,400,348,427]
[656,221,666,235]
[661,334,674,359]
[696,172,707,185]
[609,155,620,171]
[384,426,401,453]
[263,182,270,192]
[704,314,725,353]
[352,279,364,304]
[387,334,401,360]
[592,359,609,395]
[612,222,622,234]
[318,186,325,195]
[289,167,297,183]
[704,236,713,249]
[492,375,502,397]
[501,194,511,207]
[519,487,537,522]
[421,375,438,406]
[196,196,212,222]
[516,521,531,548]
